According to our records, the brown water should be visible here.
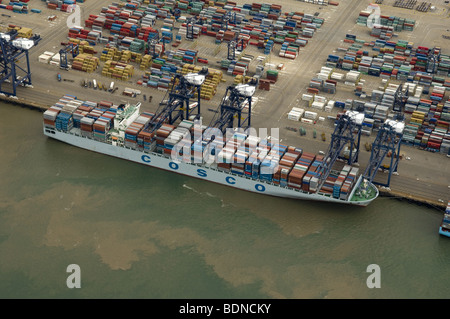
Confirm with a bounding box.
[0,102,449,299]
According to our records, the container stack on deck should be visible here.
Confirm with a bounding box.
[43,96,119,140]
[333,165,350,199]
[273,148,302,187]
[72,101,96,129]
[339,167,359,200]
[124,113,154,149]
[154,124,175,153]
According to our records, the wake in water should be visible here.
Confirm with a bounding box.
[182,184,217,198]
[182,184,200,194]
[182,184,234,208]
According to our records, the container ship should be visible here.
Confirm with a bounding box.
[42,95,379,206]
[439,201,450,238]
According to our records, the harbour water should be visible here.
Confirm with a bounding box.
[1,102,449,299]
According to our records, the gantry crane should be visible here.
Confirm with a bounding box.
[316,111,364,193]
[362,120,404,188]
[60,42,79,70]
[393,82,408,121]
[146,67,209,134]
[209,78,258,133]
[426,46,441,74]
[186,16,197,41]
[227,37,245,61]
[0,29,41,96]
[147,30,169,59]
[222,10,237,31]
[362,83,407,188]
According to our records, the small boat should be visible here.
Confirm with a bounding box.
[439,201,450,238]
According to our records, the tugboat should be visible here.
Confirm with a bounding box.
[439,201,450,238]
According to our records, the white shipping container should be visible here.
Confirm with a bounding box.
[38,55,51,64]
[321,66,333,73]
[301,118,314,124]
[314,95,327,103]
[12,39,34,50]
[331,73,344,80]
[43,110,58,121]
[317,73,329,81]
[291,107,304,115]
[311,101,324,110]
[304,111,317,120]
[51,53,60,62]
[288,111,301,121]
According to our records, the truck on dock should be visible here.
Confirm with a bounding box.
[299,126,306,136]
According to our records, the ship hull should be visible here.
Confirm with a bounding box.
[439,227,450,238]
[44,128,377,206]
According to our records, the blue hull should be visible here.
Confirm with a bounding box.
[439,227,450,238]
